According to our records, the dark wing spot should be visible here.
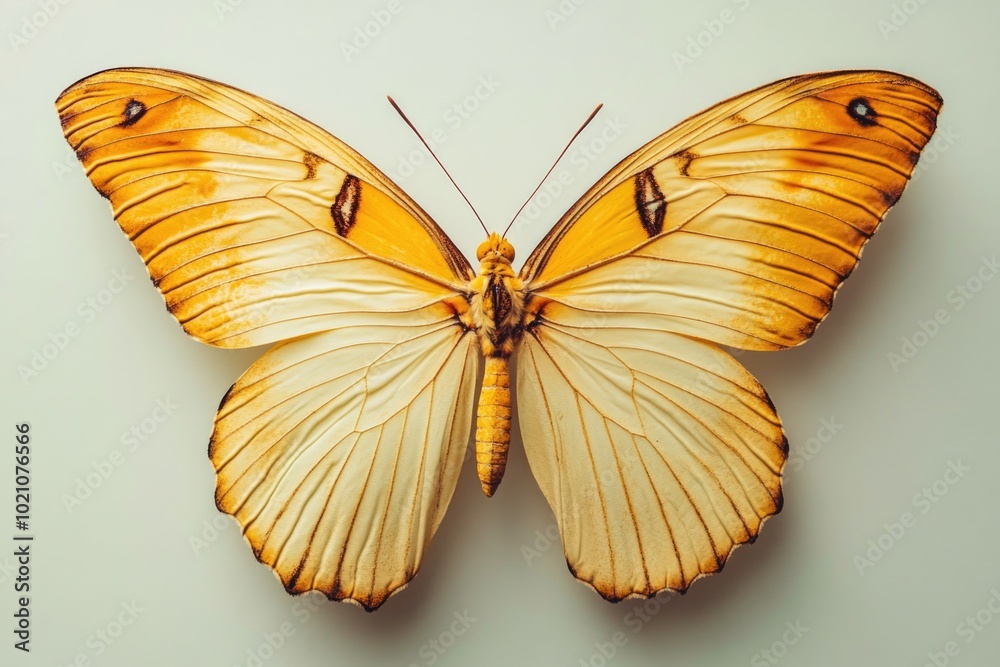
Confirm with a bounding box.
[674,149,697,177]
[634,168,666,237]
[730,113,748,125]
[120,99,147,128]
[847,97,877,127]
[331,175,361,236]
[303,151,321,179]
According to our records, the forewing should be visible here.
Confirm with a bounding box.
[56,67,474,348]
[517,322,785,600]
[211,310,480,611]
[521,70,942,350]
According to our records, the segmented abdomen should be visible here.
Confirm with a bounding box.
[475,355,511,497]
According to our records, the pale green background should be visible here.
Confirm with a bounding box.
[1,0,998,665]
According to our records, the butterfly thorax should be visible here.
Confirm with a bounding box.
[470,232,526,358]
[468,233,525,496]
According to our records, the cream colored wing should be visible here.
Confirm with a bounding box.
[521,70,942,350]
[212,313,479,611]
[517,323,785,600]
[56,67,473,348]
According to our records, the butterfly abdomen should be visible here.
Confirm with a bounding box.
[469,232,526,496]
[476,355,511,497]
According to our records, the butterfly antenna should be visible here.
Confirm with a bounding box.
[501,103,603,238]
[387,96,489,236]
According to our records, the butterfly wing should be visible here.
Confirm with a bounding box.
[522,70,942,350]
[517,71,941,599]
[518,324,785,599]
[212,317,479,610]
[56,67,473,348]
[56,68,480,609]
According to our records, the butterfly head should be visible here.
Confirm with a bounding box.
[476,232,515,264]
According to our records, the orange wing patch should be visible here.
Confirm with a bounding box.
[347,180,463,282]
[529,179,645,281]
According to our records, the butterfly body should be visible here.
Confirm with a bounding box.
[57,68,942,610]
[470,232,525,495]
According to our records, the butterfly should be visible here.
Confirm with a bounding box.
[56,68,941,611]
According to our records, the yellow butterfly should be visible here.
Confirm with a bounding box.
[56,68,941,611]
